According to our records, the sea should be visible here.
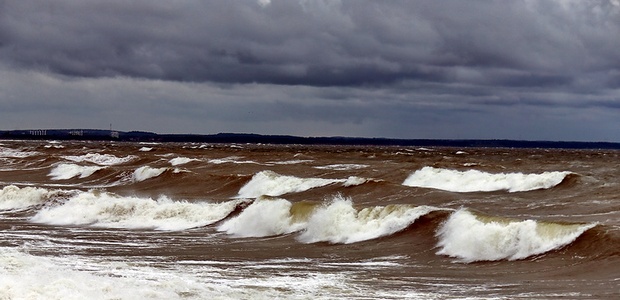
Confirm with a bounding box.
[0,139,618,299]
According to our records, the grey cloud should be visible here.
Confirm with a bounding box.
[1,0,619,89]
[2,0,620,142]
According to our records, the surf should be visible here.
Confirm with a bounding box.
[30,190,249,231]
[435,209,597,262]
[403,166,572,192]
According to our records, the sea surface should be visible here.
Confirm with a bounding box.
[0,140,618,299]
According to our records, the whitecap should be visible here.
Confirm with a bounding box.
[30,191,246,230]
[403,166,571,192]
[63,153,137,166]
[435,209,596,262]
[237,170,342,198]
[169,157,198,166]
[0,146,39,158]
[132,166,168,182]
[314,164,368,171]
[49,164,105,180]
[298,196,441,244]
[218,198,305,237]
[0,185,50,210]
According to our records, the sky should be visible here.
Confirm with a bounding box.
[1,0,619,141]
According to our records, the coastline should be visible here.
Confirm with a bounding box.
[1,129,620,149]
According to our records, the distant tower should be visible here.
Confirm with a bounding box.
[109,124,119,139]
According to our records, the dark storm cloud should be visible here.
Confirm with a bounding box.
[1,0,620,141]
[1,0,619,89]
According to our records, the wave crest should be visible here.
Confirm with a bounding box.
[298,196,441,244]
[132,166,168,182]
[435,209,596,262]
[30,191,247,230]
[403,167,571,192]
[48,163,105,180]
[237,170,342,198]
[62,153,137,166]
[0,185,50,210]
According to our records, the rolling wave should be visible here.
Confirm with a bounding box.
[219,195,444,244]
[403,167,572,192]
[1,184,602,261]
[0,146,40,158]
[236,170,343,198]
[48,163,105,180]
[218,197,308,237]
[132,166,169,182]
[30,191,249,231]
[169,157,198,166]
[0,185,52,210]
[435,209,596,262]
[62,153,137,166]
[297,196,444,244]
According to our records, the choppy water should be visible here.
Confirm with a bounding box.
[1,140,619,299]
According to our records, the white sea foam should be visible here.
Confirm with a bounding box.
[48,163,105,180]
[268,159,313,165]
[403,166,571,192]
[208,156,259,165]
[169,157,198,166]
[218,198,305,237]
[298,197,441,244]
[435,209,596,262]
[342,176,371,187]
[219,196,441,244]
[0,146,39,158]
[0,247,431,300]
[0,185,50,210]
[132,166,168,182]
[30,191,246,230]
[138,147,153,152]
[63,153,137,166]
[314,164,368,171]
[237,170,343,198]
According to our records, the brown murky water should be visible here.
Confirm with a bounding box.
[1,140,619,299]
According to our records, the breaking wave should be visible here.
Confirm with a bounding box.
[30,191,248,231]
[0,146,39,158]
[218,197,308,237]
[62,153,137,166]
[219,195,443,244]
[435,209,596,262]
[298,197,443,244]
[403,167,571,192]
[169,157,198,166]
[0,185,52,210]
[48,163,105,180]
[132,166,168,182]
[236,170,343,198]
[314,164,368,171]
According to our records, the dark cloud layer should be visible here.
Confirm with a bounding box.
[0,0,619,141]
[2,0,619,87]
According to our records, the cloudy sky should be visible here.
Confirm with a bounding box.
[1,0,619,141]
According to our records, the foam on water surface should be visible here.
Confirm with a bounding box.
[132,166,168,182]
[169,157,198,166]
[0,185,54,210]
[0,247,439,300]
[62,153,137,166]
[237,170,343,198]
[435,209,596,262]
[403,166,571,192]
[30,191,246,230]
[48,163,105,180]
[219,196,442,244]
[298,196,442,244]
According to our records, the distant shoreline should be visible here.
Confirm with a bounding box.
[1,129,619,149]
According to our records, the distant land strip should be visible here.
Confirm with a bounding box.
[1,129,620,149]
